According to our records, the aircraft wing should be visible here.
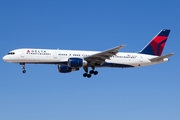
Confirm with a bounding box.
[149,53,176,62]
[84,45,126,65]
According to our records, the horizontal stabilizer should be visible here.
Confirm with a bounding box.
[150,53,176,62]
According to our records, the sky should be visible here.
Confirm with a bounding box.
[0,0,180,120]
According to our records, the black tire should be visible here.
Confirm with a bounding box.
[94,71,98,75]
[87,74,91,78]
[83,73,87,77]
[23,70,26,73]
[90,70,94,74]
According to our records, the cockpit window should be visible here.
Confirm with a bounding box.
[7,52,15,55]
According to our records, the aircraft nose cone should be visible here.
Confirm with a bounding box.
[3,55,8,61]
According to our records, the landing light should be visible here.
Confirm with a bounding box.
[163,58,169,62]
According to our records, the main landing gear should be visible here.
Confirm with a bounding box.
[20,63,26,73]
[83,67,98,78]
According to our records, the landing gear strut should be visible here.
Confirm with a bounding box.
[83,66,98,78]
[20,63,26,73]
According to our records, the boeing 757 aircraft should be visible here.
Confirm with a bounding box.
[3,29,175,78]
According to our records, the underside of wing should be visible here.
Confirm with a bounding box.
[84,45,126,65]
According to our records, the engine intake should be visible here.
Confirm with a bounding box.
[68,58,87,68]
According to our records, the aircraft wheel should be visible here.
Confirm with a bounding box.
[83,73,87,77]
[23,70,26,73]
[90,70,94,74]
[94,71,98,75]
[87,74,91,78]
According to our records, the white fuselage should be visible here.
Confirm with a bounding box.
[2,29,174,77]
[3,48,168,68]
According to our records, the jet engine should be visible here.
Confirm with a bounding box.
[58,65,79,73]
[68,58,87,68]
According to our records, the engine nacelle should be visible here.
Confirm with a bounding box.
[58,65,79,73]
[68,58,87,68]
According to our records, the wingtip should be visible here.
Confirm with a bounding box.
[119,45,126,47]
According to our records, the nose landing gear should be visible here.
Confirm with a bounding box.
[20,63,26,73]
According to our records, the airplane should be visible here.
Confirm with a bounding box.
[2,29,175,78]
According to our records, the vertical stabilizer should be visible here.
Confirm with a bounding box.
[140,29,170,56]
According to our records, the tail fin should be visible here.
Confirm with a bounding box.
[140,29,170,56]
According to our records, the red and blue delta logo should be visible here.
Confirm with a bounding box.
[26,50,46,53]
[26,50,48,55]
[140,30,170,56]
